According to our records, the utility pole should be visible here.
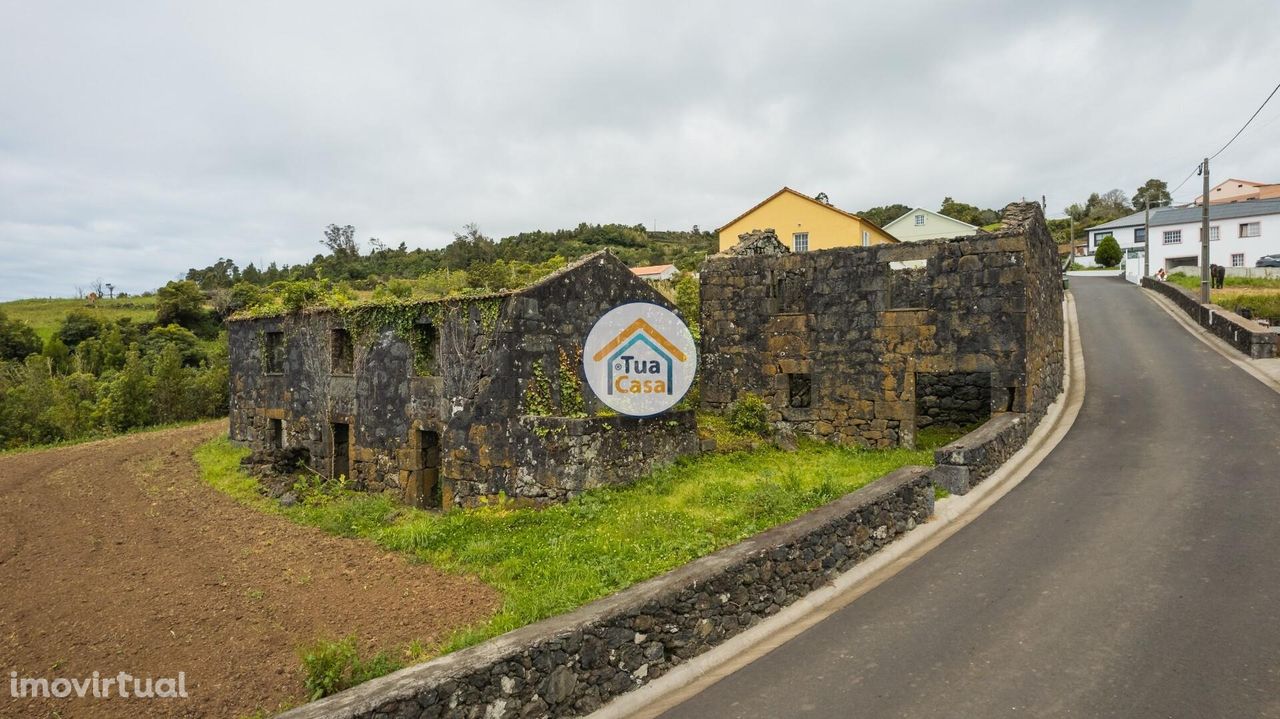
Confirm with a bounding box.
[1200,157,1211,302]
[1144,200,1151,279]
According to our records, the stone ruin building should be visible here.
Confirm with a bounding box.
[227,203,1064,509]
[699,202,1064,447]
[228,252,698,509]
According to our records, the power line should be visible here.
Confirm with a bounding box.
[1168,163,1201,197]
[1163,79,1280,201]
[1208,79,1280,161]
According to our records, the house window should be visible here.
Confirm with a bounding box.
[1232,253,1245,267]
[262,332,284,374]
[330,328,354,374]
[914,214,925,226]
[793,232,809,253]
[1209,226,1220,241]
[1240,222,1261,238]
[1163,230,1182,245]
[862,230,870,247]
[1135,227,1146,244]
[788,373,812,408]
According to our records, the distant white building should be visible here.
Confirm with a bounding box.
[1083,210,1149,257]
[1146,199,1280,273]
[882,208,979,242]
[1086,198,1280,273]
[630,263,678,281]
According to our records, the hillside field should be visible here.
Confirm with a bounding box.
[0,296,158,340]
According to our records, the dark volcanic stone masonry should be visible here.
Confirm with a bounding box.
[227,252,699,508]
[700,201,1064,448]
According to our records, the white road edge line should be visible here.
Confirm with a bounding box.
[590,293,1087,719]
[1140,287,1280,395]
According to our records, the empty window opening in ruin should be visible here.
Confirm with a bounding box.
[331,422,351,480]
[268,418,283,449]
[331,328,354,374]
[788,373,812,408]
[411,323,439,377]
[1005,386,1017,412]
[914,372,992,432]
[888,263,930,310]
[262,332,285,374]
[410,429,442,509]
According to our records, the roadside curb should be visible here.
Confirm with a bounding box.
[1141,287,1280,395]
[592,293,1087,719]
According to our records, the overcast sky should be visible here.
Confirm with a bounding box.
[2,1,1278,299]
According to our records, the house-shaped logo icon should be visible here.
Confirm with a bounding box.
[591,318,688,395]
[583,303,698,416]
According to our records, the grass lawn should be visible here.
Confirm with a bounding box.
[1166,272,1280,321]
[196,426,960,659]
[0,296,158,340]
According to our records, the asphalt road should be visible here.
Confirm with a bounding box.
[659,276,1280,718]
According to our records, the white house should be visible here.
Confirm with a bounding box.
[1144,199,1280,273]
[1083,210,1149,257]
[882,208,979,242]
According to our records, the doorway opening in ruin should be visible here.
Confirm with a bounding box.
[331,422,350,480]
[914,372,992,435]
[415,429,442,509]
[268,418,283,449]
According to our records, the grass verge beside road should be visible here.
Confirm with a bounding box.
[196,425,961,694]
[1166,272,1280,322]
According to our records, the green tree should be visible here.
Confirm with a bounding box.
[58,310,103,349]
[0,310,41,360]
[155,280,209,329]
[142,324,207,367]
[1131,178,1172,210]
[856,204,912,228]
[228,282,264,313]
[42,335,72,374]
[321,224,360,258]
[1094,235,1123,268]
[674,272,700,339]
[151,343,191,423]
[99,323,130,372]
[939,197,999,227]
[94,350,153,432]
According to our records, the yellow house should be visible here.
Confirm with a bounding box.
[716,187,899,252]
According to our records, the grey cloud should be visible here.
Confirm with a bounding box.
[2,0,1279,299]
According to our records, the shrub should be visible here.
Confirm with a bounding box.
[729,394,770,435]
[58,310,103,349]
[155,280,208,329]
[1094,235,1123,268]
[299,637,401,700]
[93,350,153,432]
[141,324,207,367]
[0,310,41,361]
[674,272,700,339]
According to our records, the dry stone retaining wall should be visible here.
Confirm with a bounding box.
[1142,277,1277,359]
[276,466,934,719]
